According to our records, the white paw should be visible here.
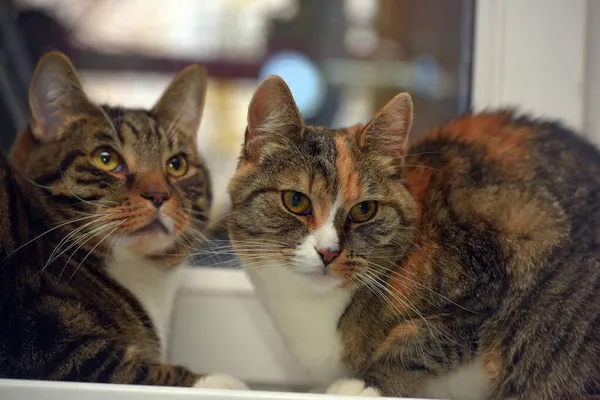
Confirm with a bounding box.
[193,374,249,390]
[326,379,380,397]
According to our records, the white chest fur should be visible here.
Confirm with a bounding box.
[246,265,352,385]
[416,359,491,400]
[248,263,493,399]
[107,247,184,361]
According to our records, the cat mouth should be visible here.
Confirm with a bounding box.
[130,219,170,236]
[295,265,340,281]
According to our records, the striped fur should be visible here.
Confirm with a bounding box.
[0,52,239,388]
[228,75,600,399]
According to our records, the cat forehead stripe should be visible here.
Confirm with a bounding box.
[334,134,361,204]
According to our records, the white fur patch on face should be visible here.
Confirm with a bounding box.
[290,198,341,291]
[158,211,175,234]
[117,212,176,255]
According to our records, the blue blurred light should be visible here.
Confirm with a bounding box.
[413,54,440,98]
[259,51,325,119]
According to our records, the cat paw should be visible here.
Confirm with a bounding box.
[193,374,249,390]
[326,379,380,396]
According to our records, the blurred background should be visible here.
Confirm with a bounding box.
[0,0,474,263]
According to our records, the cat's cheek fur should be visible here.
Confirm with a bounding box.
[193,374,249,390]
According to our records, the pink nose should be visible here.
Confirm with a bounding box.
[141,191,170,208]
[317,248,340,264]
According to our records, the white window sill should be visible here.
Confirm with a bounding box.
[169,267,313,390]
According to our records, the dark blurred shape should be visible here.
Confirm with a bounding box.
[0,0,38,154]
[374,0,474,136]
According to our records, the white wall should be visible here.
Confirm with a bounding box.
[584,0,600,143]
[473,0,588,133]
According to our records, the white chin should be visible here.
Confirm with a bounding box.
[292,267,343,292]
[117,233,175,255]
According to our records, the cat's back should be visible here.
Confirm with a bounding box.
[405,111,600,219]
[402,110,600,292]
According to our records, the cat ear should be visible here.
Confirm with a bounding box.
[357,92,414,158]
[244,75,303,158]
[28,51,101,143]
[152,65,207,141]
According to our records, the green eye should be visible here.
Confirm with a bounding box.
[282,191,311,215]
[349,201,377,223]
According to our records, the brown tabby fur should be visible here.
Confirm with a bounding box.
[0,52,212,385]
[228,76,600,399]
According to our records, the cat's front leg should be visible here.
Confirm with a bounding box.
[19,335,249,390]
[193,374,249,390]
[325,378,381,397]
[325,370,427,397]
[108,345,249,390]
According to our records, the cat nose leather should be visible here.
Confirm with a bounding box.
[317,248,340,265]
[140,191,170,208]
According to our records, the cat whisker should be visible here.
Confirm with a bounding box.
[68,222,125,281]
[184,215,210,227]
[56,220,124,279]
[13,169,54,190]
[362,268,467,354]
[4,213,105,261]
[360,270,448,361]
[181,207,212,216]
[366,259,479,314]
[191,246,287,258]
[44,211,132,268]
[44,217,107,269]
[401,150,443,158]
[228,238,294,248]
[400,164,439,171]
[105,229,125,262]
[354,272,425,356]
[199,212,237,235]
[189,250,281,266]
[239,261,291,272]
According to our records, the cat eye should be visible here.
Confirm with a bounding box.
[91,147,122,172]
[348,201,378,223]
[282,191,311,215]
[166,154,188,177]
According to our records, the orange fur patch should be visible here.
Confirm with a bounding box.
[335,135,361,203]
[403,167,433,215]
[386,234,435,312]
[343,124,365,138]
[481,345,503,381]
[444,113,534,173]
[374,320,421,359]
[230,162,255,184]
[311,194,331,230]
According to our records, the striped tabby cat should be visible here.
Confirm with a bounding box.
[0,51,246,389]
[227,76,600,399]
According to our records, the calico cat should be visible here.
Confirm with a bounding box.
[227,75,600,399]
[0,51,246,390]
